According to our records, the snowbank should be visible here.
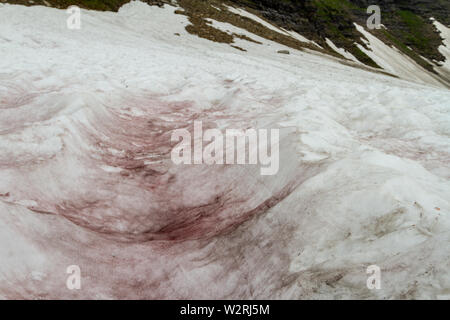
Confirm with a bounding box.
[0,1,449,299]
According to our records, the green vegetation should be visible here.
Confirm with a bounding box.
[397,10,432,54]
[3,0,446,76]
[348,45,381,69]
[314,0,357,12]
[379,28,435,73]
[175,0,324,52]
[6,0,130,11]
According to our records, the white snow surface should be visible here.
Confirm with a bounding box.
[354,23,445,87]
[225,4,287,35]
[0,1,449,299]
[325,37,361,64]
[225,5,321,48]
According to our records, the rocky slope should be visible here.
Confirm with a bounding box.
[1,2,449,299]
[231,0,450,77]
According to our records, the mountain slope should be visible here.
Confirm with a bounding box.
[229,0,450,86]
[4,0,450,87]
[0,1,449,299]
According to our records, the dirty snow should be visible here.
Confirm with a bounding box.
[354,23,444,87]
[0,1,449,299]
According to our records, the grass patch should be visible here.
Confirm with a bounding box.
[5,0,132,10]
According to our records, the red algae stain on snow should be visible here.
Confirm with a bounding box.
[2,92,302,244]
